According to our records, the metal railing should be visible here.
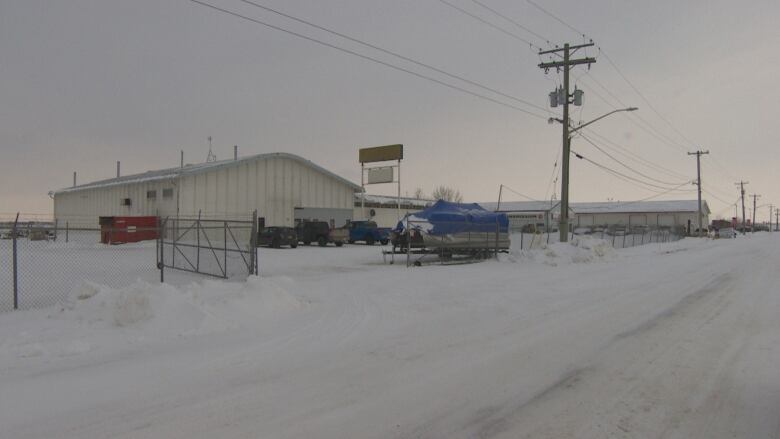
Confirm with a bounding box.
[158,211,258,280]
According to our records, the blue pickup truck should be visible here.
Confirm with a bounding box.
[346,220,390,245]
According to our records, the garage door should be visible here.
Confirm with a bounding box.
[578,215,595,226]
[658,214,675,226]
[629,214,647,225]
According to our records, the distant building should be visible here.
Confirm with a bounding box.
[481,200,710,234]
[52,153,361,228]
[354,194,434,228]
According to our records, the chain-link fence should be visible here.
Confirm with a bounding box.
[512,224,687,250]
[0,224,160,312]
[1,212,258,313]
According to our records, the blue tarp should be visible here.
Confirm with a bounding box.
[396,200,509,236]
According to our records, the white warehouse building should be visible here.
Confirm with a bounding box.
[481,200,710,234]
[52,153,361,228]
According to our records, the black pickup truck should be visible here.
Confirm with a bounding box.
[257,226,298,248]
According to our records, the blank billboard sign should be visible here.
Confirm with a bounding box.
[359,144,403,163]
[367,166,394,184]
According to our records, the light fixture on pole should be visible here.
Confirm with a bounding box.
[547,107,638,242]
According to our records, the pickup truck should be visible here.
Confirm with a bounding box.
[346,220,390,245]
[295,221,346,247]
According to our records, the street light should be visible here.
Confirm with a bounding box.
[550,106,638,243]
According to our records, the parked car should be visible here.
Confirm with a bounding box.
[258,226,298,248]
[295,221,346,247]
[346,220,390,245]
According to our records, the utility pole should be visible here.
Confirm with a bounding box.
[776,208,779,232]
[688,150,709,237]
[735,181,748,234]
[751,194,761,233]
[770,204,774,233]
[538,42,596,243]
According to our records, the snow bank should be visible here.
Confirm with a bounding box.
[0,276,306,360]
[504,235,616,266]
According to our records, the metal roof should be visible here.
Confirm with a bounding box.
[53,152,362,194]
[481,199,710,215]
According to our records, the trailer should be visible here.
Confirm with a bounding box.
[387,200,509,266]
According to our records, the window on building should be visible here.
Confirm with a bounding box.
[162,188,174,199]
[120,198,132,206]
[146,190,157,200]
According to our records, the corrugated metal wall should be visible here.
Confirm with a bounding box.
[53,179,177,227]
[55,155,356,228]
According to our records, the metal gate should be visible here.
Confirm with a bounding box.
[157,212,258,280]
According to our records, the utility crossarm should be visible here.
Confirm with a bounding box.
[538,57,597,70]
[538,42,595,56]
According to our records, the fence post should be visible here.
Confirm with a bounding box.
[196,210,201,272]
[12,212,19,310]
[495,219,499,260]
[406,227,411,268]
[251,210,258,276]
[223,220,228,278]
[159,217,166,283]
[65,221,69,243]
[53,218,58,242]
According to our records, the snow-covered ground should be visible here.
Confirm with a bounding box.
[1,234,779,438]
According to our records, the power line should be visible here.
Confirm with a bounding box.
[598,49,698,149]
[187,0,550,119]
[501,184,541,201]
[607,181,699,209]
[570,148,696,193]
[543,147,561,201]
[437,0,544,50]
[577,74,690,152]
[582,129,690,181]
[469,0,552,45]
[525,0,586,38]
[578,133,691,186]
[702,190,738,206]
[237,0,553,115]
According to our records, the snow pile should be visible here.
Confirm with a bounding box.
[57,276,306,332]
[505,235,616,265]
[0,276,306,360]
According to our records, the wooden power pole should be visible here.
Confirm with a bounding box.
[735,181,748,234]
[688,150,709,236]
[538,42,596,243]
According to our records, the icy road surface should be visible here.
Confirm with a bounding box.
[1,235,779,438]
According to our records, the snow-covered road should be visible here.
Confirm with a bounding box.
[1,235,779,438]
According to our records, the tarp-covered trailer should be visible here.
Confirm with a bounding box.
[99,216,159,244]
[393,200,510,251]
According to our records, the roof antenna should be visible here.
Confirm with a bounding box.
[206,136,217,163]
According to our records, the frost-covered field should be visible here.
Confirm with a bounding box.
[1,234,779,438]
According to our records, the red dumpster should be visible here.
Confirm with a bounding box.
[99,216,159,244]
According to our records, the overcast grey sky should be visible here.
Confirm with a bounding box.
[2,0,779,220]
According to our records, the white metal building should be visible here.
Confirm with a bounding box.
[52,153,361,227]
[481,200,711,233]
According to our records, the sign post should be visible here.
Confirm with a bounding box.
[358,144,404,221]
